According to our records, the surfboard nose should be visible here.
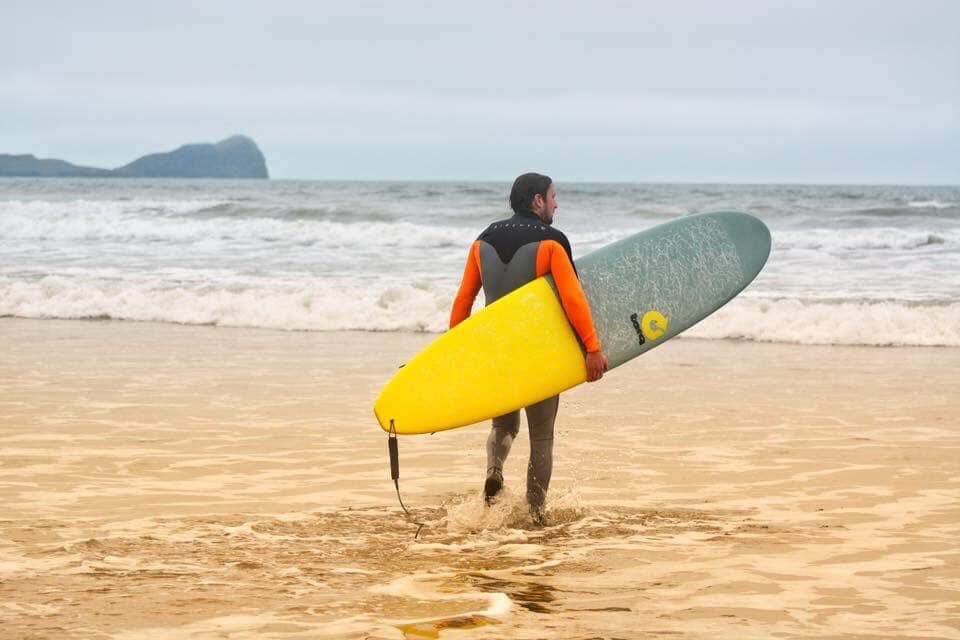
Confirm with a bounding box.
[716,211,772,280]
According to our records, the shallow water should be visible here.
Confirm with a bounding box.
[2,319,959,639]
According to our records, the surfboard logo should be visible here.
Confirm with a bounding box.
[630,310,669,344]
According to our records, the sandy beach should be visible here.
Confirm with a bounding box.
[1,317,958,639]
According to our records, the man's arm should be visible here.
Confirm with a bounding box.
[536,240,609,381]
[449,241,483,328]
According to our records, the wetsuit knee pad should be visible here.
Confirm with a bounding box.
[492,410,521,436]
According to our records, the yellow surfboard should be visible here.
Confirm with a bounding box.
[374,211,771,435]
[374,277,585,434]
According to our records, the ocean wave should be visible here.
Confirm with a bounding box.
[828,190,867,200]
[1,198,232,219]
[454,185,501,196]
[0,200,477,248]
[908,200,956,209]
[687,297,960,346]
[846,205,960,219]
[0,198,404,225]
[0,276,453,332]
[0,198,633,252]
[2,277,958,346]
[775,228,954,251]
[187,202,397,223]
[189,202,237,216]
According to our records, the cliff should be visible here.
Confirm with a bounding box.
[0,135,269,179]
[112,135,268,178]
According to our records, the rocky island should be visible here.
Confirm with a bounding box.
[0,135,269,179]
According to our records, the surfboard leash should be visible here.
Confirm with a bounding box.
[388,420,424,539]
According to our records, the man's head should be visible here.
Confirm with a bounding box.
[510,172,557,225]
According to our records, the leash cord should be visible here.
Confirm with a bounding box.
[388,420,424,539]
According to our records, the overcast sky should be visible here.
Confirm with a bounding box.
[3,1,957,183]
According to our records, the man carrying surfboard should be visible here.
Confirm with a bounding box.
[450,172,608,519]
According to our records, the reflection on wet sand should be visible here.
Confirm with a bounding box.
[470,576,556,614]
[397,614,500,640]
[1,319,959,639]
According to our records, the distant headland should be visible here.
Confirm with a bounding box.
[0,135,269,179]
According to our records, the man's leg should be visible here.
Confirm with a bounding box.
[525,394,559,515]
[485,410,520,500]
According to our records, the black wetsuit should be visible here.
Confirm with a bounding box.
[450,211,600,512]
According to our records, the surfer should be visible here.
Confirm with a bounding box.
[450,172,608,521]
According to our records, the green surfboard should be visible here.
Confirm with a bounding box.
[575,210,771,368]
[375,210,770,434]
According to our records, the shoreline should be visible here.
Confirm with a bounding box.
[4,314,958,348]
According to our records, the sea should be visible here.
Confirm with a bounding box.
[3,179,960,638]
[2,178,959,346]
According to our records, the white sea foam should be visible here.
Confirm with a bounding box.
[0,276,453,332]
[688,297,960,346]
[908,200,955,209]
[3,276,959,346]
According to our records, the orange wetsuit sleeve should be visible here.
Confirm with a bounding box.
[536,240,601,352]
[450,240,483,328]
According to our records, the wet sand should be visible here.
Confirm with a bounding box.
[1,318,958,639]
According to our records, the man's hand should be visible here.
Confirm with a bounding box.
[585,349,609,382]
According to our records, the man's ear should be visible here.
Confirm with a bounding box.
[531,193,544,212]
